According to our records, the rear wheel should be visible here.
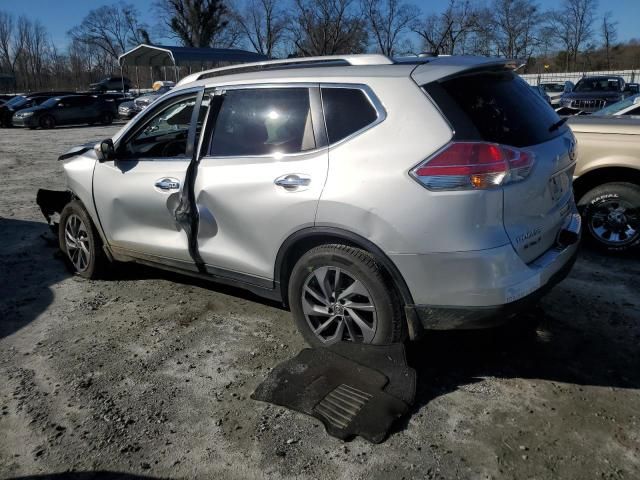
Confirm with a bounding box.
[288,244,404,347]
[39,115,55,129]
[578,182,640,252]
[100,112,113,125]
[58,201,107,279]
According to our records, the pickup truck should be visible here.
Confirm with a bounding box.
[569,115,640,251]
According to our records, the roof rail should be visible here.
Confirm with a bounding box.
[176,54,393,86]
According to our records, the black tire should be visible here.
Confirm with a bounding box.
[577,182,640,252]
[39,115,55,129]
[58,200,107,279]
[288,244,404,347]
[100,112,113,125]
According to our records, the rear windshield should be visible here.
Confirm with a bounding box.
[541,83,564,93]
[574,77,621,93]
[424,69,565,147]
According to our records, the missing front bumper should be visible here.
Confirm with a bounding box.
[36,189,72,231]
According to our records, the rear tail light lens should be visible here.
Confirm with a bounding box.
[411,142,535,191]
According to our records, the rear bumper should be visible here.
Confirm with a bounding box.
[396,212,581,330]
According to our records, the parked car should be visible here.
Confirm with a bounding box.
[531,85,552,104]
[117,100,139,119]
[559,76,631,113]
[0,91,73,127]
[12,94,114,129]
[89,76,131,93]
[568,115,640,251]
[540,82,572,107]
[591,93,640,116]
[37,54,580,346]
[98,92,135,109]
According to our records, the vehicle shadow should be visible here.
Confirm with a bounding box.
[106,260,285,311]
[401,300,640,426]
[7,472,170,480]
[0,218,70,339]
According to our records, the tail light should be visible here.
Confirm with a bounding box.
[410,142,535,191]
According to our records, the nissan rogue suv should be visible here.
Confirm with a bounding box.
[37,54,581,346]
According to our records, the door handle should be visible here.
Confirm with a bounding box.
[154,178,180,191]
[274,174,311,190]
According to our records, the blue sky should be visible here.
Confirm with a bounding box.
[1,0,638,49]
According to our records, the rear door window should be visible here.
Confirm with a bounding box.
[321,87,378,144]
[209,88,315,156]
[424,70,566,147]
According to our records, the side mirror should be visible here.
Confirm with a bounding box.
[564,81,574,93]
[96,139,115,162]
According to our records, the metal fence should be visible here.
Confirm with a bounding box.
[520,69,640,85]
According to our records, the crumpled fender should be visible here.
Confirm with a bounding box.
[36,189,72,230]
[58,142,98,161]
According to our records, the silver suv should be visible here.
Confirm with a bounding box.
[38,54,581,346]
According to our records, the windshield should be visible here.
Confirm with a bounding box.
[574,78,622,93]
[41,97,62,108]
[594,94,640,115]
[541,84,564,93]
[6,95,27,107]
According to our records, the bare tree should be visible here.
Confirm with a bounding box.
[489,0,541,62]
[234,0,287,58]
[290,0,368,56]
[412,0,478,55]
[155,0,230,48]
[23,20,50,89]
[69,2,150,62]
[558,0,598,70]
[360,0,418,56]
[601,11,617,69]
[0,12,26,79]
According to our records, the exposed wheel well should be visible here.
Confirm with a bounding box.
[574,167,640,203]
[274,227,422,338]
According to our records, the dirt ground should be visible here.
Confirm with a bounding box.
[1,124,639,480]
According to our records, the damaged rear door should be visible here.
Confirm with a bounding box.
[193,84,329,280]
[92,89,209,271]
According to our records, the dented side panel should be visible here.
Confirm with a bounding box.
[63,151,103,230]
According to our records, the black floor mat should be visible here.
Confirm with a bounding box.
[251,343,415,444]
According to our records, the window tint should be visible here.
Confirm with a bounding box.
[574,77,622,93]
[321,88,378,143]
[623,106,640,115]
[122,95,207,159]
[210,88,314,156]
[425,70,566,147]
[61,96,90,107]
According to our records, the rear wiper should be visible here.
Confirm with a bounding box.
[549,117,569,132]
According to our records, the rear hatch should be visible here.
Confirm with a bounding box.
[419,65,576,263]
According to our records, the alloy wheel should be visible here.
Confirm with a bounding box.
[588,198,639,247]
[301,266,377,344]
[64,214,91,272]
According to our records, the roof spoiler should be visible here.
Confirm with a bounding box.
[411,56,524,85]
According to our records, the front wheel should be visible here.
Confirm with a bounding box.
[288,244,404,347]
[578,182,640,252]
[39,115,55,129]
[100,112,113,125]
[58,201,107,279]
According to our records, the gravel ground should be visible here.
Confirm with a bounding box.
[1,124,639,480]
